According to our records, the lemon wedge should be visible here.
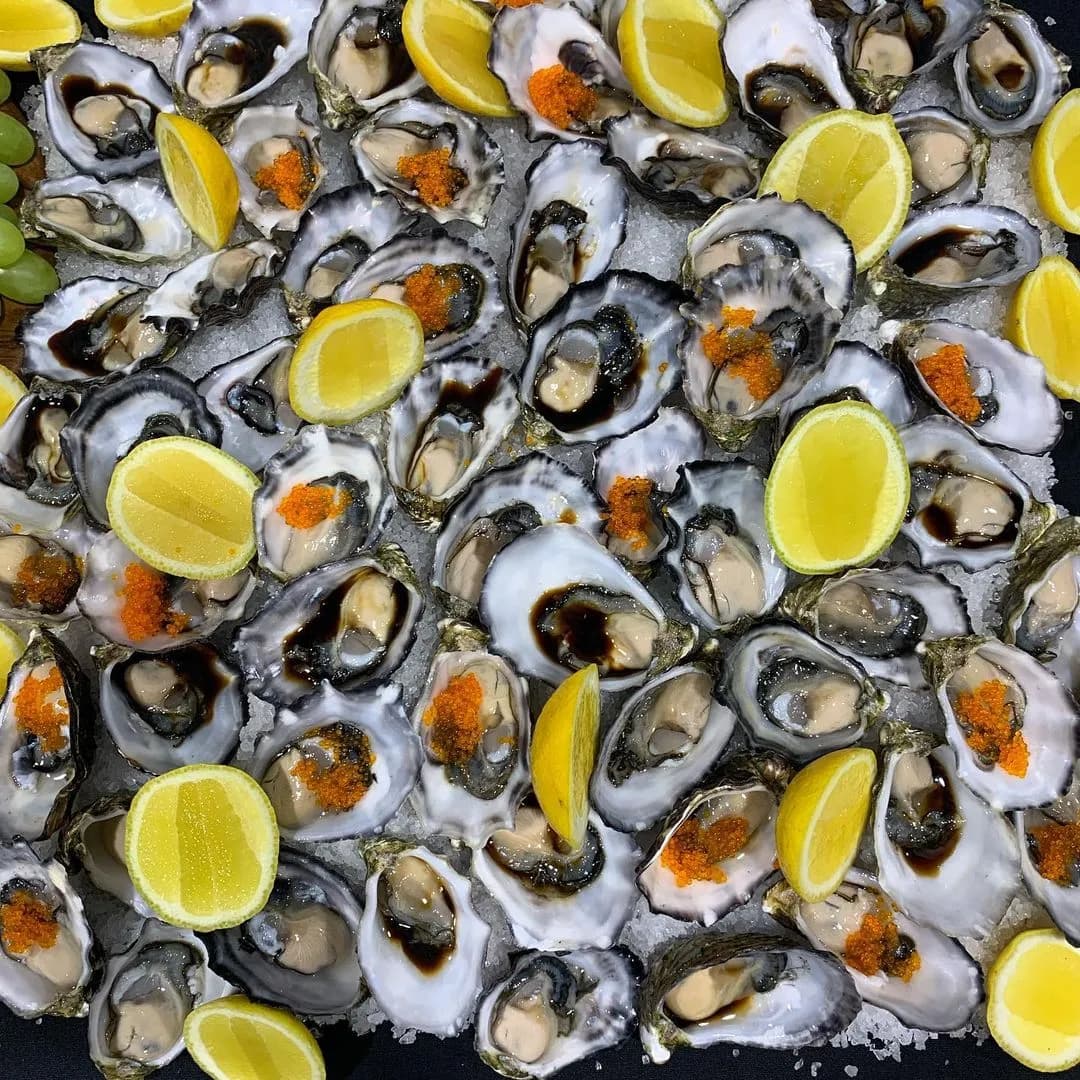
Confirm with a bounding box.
[95,0,192,36]
[0,366,27,426]
[0,622,25,696]
[1007,255,1080,402]
[1032,88,1080,234]
[761,109,912,272]
[0,0,80,71]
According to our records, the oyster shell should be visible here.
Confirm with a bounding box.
[1015,781,1080,945]
[248,682,420,842]
[0,530,83,623]
[359,841,489,1036]
[894,107,990,209]
[723,623,888,760]
[60,795,148,916]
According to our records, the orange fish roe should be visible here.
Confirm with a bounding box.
[11,552,79,614]
[276,483,351,530]
[604,476,655,550]
[916,344,981,424]
[253,148,316,212]
[13,664,68,755]
[660,815,750,887]
[1031,820,1080,886]
[844,905,922,982]
[527,65,598,130]
[701,306,783,403]
[118,563,189,643]
[290,728,375,813]
[558,508,578,524]
[423,672,485,765]
[0,890,58,955]
[954,678,1029,778]
[403,263,462,335]
[396,147,467,209]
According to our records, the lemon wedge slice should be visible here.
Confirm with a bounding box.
[0,0,80,71]
[0,366,27,426]
[95,0,192,36]
[1032,88,1080,234]
[1007,255,1080,402]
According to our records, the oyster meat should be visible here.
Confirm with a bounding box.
[894,107,989,209]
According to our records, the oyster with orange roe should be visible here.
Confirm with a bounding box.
[248,681,420,843]
[763,868,983,1032]
[0,530,84,624]
[921,635,1079,812]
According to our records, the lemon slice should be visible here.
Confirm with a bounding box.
[0,366,27,426]
[95,0,192,36]
[0,621,25,696]
[402,0,515,118]
[127,765,279,931]
[761,110,912,272]
[0,0,80,71]
[155,114,239,251]
[106,436,258,580]
[766,401,909,575]
[530,665,600,850]
[1007,255,1080,401]
[288,299,425,425]
[775,748,877,903]
[987,929,1080,1072]
[1032,88,1080,234]
[618,0,729,128]
[185,997,326,1080]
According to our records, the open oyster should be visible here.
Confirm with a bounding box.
[253,426,393,580]
[872,723,1018,939]
[638,759,786,925]
[60,795,148,916]
[282,183,416,327]
[384,357,520,526]
[474,797,639,951]
[591,666,737,833]
[433,455,603,615]
[0,840,95,1019]
[412,629,531,844]
[594,408,706,568]
[360,842,489,1036]
[0,529,83,624]
[901,416,1053,572]
[890,319,1062,454]
[680,259,843,451]
[519,270,684,444]
[352,99,504,227]
[894,107,990,209]
[639,933,859,1063]
[0,630,90,842]
[208,848,364,1015]
[98,643,246,776]
[723,0,856,139]
[663,462,788,632]
[489,4,631,141]
[922,636,1079,811]
[39,41,173,180]
[603,110,760,214]
[954,2,1071,136]
[336,231,503,361]
[248,682,420,842]
[475,949,637,1079]
[481,524,693,692]
[723,624,887,760]
[89,921,233,1078]
[779,565,970,688]
[764,869,983,1032]
[235,546,423,705]
[308,0,424,128]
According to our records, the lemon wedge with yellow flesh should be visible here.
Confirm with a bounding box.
[530,665,601,850]
[1032,88,1080,234]
[618,0,729,128]
[95,0,192,36]
[0,622,25,696]
[127,765,279,932]
[185,997,326,1080]
[1007,255,1080,402]
[155,114,239,251]
[775,748,877,903]
[766,401,909,576]
[987,929,1080,1072]
[761,109,912,272]
[402,0,515,117]
[106,436,258,581]
[288,299,425,425]
[0,0,81,70]
[0,366,27,426]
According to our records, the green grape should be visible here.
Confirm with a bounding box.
[0,71,10,107]
[0,220,24,268]
[0,205,15,226]
[0,116,34,167]
[0,164,16,205]
[0,251,58,304]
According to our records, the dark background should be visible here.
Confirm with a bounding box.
[7,2,1080,1077]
